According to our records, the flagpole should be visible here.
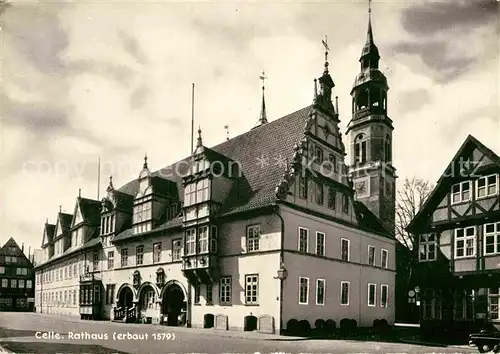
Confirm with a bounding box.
[97,157,101,200]
[191,83,195,155]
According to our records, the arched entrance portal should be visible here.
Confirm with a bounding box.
[118,286,134,309]
[162,283,186,326]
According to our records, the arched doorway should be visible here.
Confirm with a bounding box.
[117,286,134,309]
[162,283,186,326]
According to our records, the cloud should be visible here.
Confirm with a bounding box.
[118,31,148,65]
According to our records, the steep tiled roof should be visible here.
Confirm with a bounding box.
[42,223,56,247]
[117,106,313,215]
[0,237,21,255]
[59,213,73,232]
[353,201,390,236]
[79,198,101,226]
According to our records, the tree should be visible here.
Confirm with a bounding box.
[395,177,433,284]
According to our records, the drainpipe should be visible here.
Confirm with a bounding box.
[40,268,43,314]
[273,204,286,334]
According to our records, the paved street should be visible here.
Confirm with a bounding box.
[0,312,476,353]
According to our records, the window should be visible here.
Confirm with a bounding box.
[477,174,498,198]
[316,232,325,256]
[384,135,391,162]
[108,251,114,269]
[11,279,16,288]
[1,279,7,288]
[69,264,72,278]
[194,283,201,304]
[184,179,210,206]
[206,284,213,304]
[341,281,350,306]
[299,277,309,305]
[453,289,473,320]
[354,134,367,164]
[368,246,375,266]
[419,234,437,261]
[16,268,21,275]
[142,290,155,309]
[299,175,308,199]
[341,238,350,261]
[451,181,471,204]
[186,229,196,255]
[316,279,325,305]
[381,285,388,308]
[489,287,500,321]
[315,146,323,162]
[423,289,442,320]
[121,248,128,267]
[298,227,309,253]
[153,243,161,263]
[136,246,144,265]
[93,253,99,271]
[246,225,261,252]
[381,249,388,268]
[329,154,337,172]
[484,222,500,255]
[198,226,209,253]
[172,239,182,261]
[219,276,232,304]
[19,279,25,288]
[327,187,336,209]
[316,182,324,205]
[342,193,349,213]
[73,290,77,305]
[455,227,476,258]
[368,283,376,307]
[210,226,218,253]
[27,280,32,289]
[245,274,259,305]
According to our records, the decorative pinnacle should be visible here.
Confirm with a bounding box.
[143,153,148,169]
[59,205,62,213]
[197,126,203,147]
[78,188,81,198]
[258,71,268,125]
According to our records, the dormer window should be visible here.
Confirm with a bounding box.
[184,179,210,207]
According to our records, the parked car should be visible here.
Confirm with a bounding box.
[469,329,500,353]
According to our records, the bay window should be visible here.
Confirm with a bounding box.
[198,226,209,253]
[186,229,196,255]
[184,179,210,207]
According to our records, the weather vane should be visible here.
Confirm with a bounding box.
[321,35,330,71]
[259,71,267,91]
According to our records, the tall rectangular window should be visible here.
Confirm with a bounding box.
[316,279,325,305]
[194,283,201,304]
[246,225,261,252]
[299,175,308,199]
[26,280,32,289]
[19,279,25,288]
[316,182,324,205]
[136,246,144,265]
[329,154,337,172]
[423,289,442,320]
[153,242,161,263]
[419,234,437,261]
[327,187,336,210]
[186,229,196,255]
[93,253,99,271]
[453,289,473,320]
[455,226,476,258]
[368,246,375,266]
[107,251,114,270]
[381,285,388,308]
[489,287,499,321]
[477,174,498,198]
[172,239,182,261]
[484,222,500,255]
[10,279,16,288]
[299,277,309,305]
[1,279,7,288]
[299,227,309,253]
[121,248,128,267]
[342,193,349,213]
[219,277,232,305]
[198,226,209,253]
[381,249,388,268]
[341,281,350,306]
[368,283,376,307]
[206,284,213,304]
[316,232,325,256]
[245,274,259,305]
[341,238,350,261]
[451,181,471,204]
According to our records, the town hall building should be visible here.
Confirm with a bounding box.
[34,9,396,333]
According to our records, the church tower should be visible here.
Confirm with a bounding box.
[346,3,396,235]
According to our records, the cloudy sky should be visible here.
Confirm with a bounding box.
[1,0,499,252]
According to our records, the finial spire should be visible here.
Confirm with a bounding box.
[46,217,48,224]
[321,35,330,74]
[143,153,148,169]
[78,188,81,198]
[258,71,268,125]
[224,125,230,141]
[197,126,203,147]
[107,175,114,192]
[59,205,62,213]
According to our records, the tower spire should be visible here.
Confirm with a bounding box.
[258,71,268,125]
[360,0,380,69]
[314,35,335,115]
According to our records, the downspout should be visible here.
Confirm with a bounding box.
[273,204,285,334]
[40,268,43,314]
